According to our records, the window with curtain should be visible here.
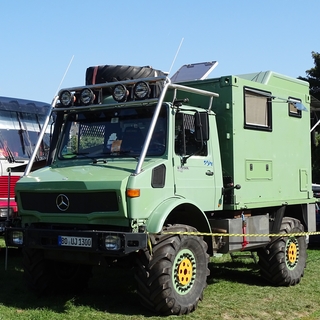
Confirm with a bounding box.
[244,88,272,131]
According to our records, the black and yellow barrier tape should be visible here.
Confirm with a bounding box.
[158,231,320,237]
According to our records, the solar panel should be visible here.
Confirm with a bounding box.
[171,61,218,83]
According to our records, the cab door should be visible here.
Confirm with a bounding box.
[173,111,221,211]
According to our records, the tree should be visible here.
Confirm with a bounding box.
[299,52,320,182]
[298,51,320,101]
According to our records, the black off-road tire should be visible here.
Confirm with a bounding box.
[86,65,166,85]
[23,248,92,295]
[134,224,210,315]
[257,217,307,286]
[85,65,166,98]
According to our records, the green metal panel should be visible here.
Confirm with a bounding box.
[245,160,272,181]
[299,168,309,192]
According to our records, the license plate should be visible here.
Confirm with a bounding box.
[58,236,92,247]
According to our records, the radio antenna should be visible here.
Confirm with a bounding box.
[55,55,74,96]
[168,38,184,76]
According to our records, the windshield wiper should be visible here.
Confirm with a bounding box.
[101,151,139,161]
[65,152,95,160]
[73,153,108,164]
[92,158,107,164]
[117,150,139,161]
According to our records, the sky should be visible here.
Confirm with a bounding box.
[1,0,319,103]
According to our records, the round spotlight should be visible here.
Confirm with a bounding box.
[80,88,95,105]
[59,90,74,106]
[112,84,128,102]
[134,81,150,100]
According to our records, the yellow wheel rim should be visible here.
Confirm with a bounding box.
[173,249,196,294]
[287,242,297,264]
[285,237,299,270]
[177,258,193,286]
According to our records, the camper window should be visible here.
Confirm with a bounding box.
[288,97,302,118]
[244,88,272,131]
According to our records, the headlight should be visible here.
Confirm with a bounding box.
[59,90,74,106]
[112,84,128,102]
[0,208,13,218]
[134,81,150,99]
[80,88,95,105]
[105,235,121,250]
[12,231,23,245]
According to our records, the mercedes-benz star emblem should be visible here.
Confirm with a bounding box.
[56,194,70,211]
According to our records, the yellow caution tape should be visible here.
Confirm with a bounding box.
[156,231,320,237]
[147,236,153,255]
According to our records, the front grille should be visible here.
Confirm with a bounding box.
[20,191,119,213]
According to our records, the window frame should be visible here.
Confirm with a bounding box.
[243,87,272,132]
[174,111,208,157]
[288,96,302,118]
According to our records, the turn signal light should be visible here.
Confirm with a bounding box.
[126,189,140,198]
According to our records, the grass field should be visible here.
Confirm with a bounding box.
[1,240,320,320]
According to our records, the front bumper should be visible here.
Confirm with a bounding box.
[5,227,147,256]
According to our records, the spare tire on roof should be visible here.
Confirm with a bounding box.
[85,65,166,85]
[85,65,167,98]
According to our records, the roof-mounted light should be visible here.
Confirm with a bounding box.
[134,81,150,100]
[59,90,75,107]
[80,88,95,105]
[112,84,129,102]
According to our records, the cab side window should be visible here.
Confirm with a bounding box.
[175,112,207,156]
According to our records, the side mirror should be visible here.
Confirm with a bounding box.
[195,112,209,141]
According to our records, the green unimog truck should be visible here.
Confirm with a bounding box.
[5,63,316,315]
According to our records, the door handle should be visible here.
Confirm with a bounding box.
[206,170,214,176]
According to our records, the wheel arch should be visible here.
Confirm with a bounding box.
[146,197,213,254]
[284,203,316,232]
[270,204,316,233]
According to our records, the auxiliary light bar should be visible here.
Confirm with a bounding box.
[58,79,158,107]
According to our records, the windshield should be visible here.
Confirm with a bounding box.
[0,109,50,161]
[58,104,167,160]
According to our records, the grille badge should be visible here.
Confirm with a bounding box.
[56,194,69,211]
